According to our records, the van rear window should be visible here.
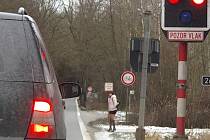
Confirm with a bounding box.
[0,20,32,81]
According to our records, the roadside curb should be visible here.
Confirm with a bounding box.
[75,99,92,140]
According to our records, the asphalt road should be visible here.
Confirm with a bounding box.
[63,98,106,140]
[64,98,83,140]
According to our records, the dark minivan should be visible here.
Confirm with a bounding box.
[0,8,80,140]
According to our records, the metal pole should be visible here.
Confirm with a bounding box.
[174,42,188,140]
[135,11,151,140]
[126,87,129,124]
[129,91,131,112]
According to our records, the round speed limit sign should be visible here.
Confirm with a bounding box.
[121,71,136,86]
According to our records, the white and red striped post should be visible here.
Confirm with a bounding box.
[176,42,187,138]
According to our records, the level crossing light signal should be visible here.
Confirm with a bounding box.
[180,11,192,24]
[192,0,205,5]
[162,0,209,31]
[167,0,180,4]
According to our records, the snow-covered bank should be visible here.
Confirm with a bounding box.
[92,111,210,140]
[94,124,210,140]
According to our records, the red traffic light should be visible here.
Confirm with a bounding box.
[167,0,180,4]
[192,0,205,5]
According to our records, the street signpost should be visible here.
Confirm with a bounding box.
[121,71,135,126]
[87,86,93,97]
[104,82,113,92]
[87,86,93,92]
[121,71,136,86]
[130,90,135,95]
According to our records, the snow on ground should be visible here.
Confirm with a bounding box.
[92,111,210,140]
[94,125,210,140]
[94,125,135,140]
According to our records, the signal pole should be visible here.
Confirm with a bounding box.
[161,0,209,139]
[174,42,188,140]
[135,10,151,140]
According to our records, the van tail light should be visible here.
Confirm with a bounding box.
[26,99,56,139]
[34,124,49,132]
[34,101,51,112]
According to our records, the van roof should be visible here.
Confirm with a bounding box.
[0,12,29,21]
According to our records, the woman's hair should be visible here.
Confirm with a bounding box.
[107,91,114,96]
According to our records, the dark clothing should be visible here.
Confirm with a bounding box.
[109,110,117,114]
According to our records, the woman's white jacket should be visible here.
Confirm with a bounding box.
[108,95,118,111]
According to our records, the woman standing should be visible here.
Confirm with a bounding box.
[107,92,118,132]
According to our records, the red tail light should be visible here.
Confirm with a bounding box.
[26,99,56,139]
[34,101,51,112]
[34,124,49,133]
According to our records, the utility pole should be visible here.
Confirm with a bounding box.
[135,10,151,140]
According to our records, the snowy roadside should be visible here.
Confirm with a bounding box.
[94,124,210,140]
[79,109,107,139]
[79,110,210,140]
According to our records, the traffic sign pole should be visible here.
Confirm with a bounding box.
[174,42,188,139]
[121,71,136,125]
